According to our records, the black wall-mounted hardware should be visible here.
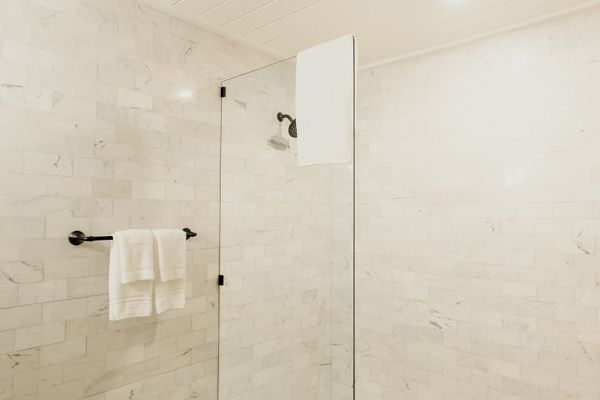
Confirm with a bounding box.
[68,228,197,246]
[220,86,226,98]
[218,275,224,286]
[276,112,297,138]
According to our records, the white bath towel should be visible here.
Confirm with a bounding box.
[152,229,187,314]
[109,230,154,321]
[152,229,186,281]
[296,35,355,166]
[113,229,155,284]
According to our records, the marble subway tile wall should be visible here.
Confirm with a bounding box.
[356,6,600,400]
[0,1,272,399]
[330,164,354,400]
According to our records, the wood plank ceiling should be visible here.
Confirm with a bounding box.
[141,0,600,67]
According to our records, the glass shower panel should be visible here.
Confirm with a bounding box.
[219,59,354,400]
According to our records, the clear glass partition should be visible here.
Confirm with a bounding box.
[218,58,354,400]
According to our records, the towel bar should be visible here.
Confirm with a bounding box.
[68,228,197,246]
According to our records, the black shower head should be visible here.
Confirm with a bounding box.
[288,119,297,138]
[277,112,297,138]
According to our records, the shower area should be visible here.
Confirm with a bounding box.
[217,59,355,400]
[214,8,600,399]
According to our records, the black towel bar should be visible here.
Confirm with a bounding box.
[68,228,197,246]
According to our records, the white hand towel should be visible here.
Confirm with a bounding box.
[152,229,186,314]
[113,229,154,284]
[152,229,186,281]
[109,230,154,321]
[296,35,355,166]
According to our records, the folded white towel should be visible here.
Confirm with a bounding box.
[152,229,187,314]
[113,229,154,284]
[152,229,186,281]
[296,35,355,166]
[154,278,186,314]
[109,230,154,321]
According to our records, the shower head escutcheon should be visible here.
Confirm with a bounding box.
[277,112,297,138]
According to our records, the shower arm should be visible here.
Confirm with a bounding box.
[277,112,293,123]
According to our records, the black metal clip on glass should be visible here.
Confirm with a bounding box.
[68,228,197,246]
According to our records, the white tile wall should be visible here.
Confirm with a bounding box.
[356,6,600,400]
[0,0,273,399]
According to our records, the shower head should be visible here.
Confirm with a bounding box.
[288,119,297,138]
[277,112,297,138]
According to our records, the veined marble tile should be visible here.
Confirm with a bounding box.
[0,0,274,398]
[356,5,600,400]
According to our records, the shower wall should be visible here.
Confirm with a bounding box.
[0,1,271,399]
[356,6,600,400]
